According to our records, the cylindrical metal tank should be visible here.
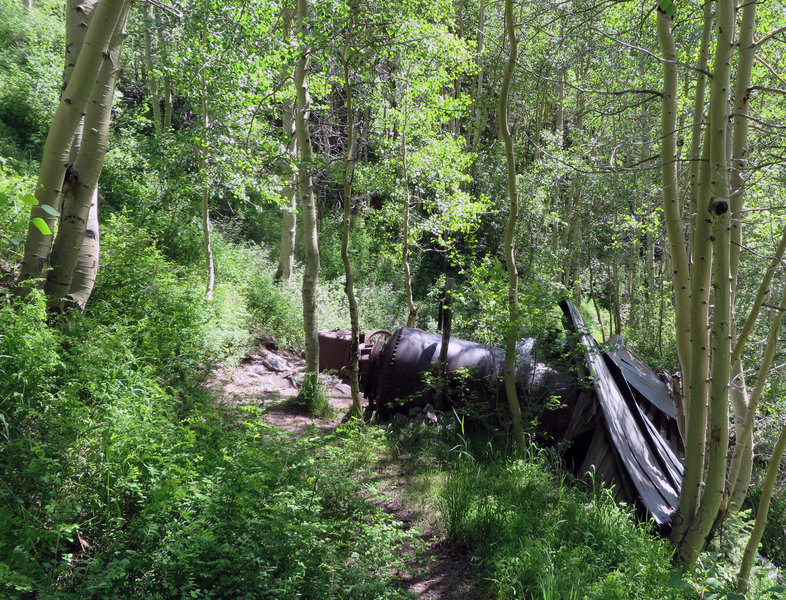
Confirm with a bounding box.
[362,327,579,433]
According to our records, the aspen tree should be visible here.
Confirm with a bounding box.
[295,0,321,389]
[401,101,417,328]
[657,0,777,566]
[45,1,130,309]
[499,0,526,454]
[18,0,129,288]
[275,3,298,282]
[340,9,363,419]
[200,67,215,302]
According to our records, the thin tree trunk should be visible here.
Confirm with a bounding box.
[200,42,215,302]
[676,0,734,564]
[436,277,453,411]
[469,0,485,186]
[727,280,786,506]
[658,5,701,554]
[144,4,162,132]
[67,188,99,308]
[724,0,758,514]
[499,0,526,455]
[162,75,173,131]
[276,99,298,281]
[275,5,297,281]
[401,103,417,327]
[341,29,362,419]
[656,5,691,391]
[737,417,786,593]
[589,261,605,341]
[685,0,712,227]
[295,0,320,379]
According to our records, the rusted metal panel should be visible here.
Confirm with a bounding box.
[318,329,353,374]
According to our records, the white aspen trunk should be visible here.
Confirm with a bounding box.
[275,5,297,281]
[200,57,215,302]
[295,0,320,378]
[144,4,162,132]
[676,0,735,565]
[67,188,99,308]
[18,0,127,286]
[341,33,362,419]
[727,282,786,501]
[162,75,173,131]
[45,3,129,308]
[737,417,786,593]
[64,0,100,88]
[656,7,690,387]
[658,6,702,554]
[499,0,526,454]
[469,0,485,185]
[401,102,417,328]
[276,98,298,281]
[725,0,758,513]
[685,0,712,228]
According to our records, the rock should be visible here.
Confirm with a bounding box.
[334,383,352,396]
[247,365,268,377]
[392,413,408,429]
[262,353,294,373]
[287,373,305,388]
[408,406,423,417]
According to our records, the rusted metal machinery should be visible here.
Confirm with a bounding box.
[317,301,684,530]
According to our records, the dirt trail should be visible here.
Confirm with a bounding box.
[207,344,479,599]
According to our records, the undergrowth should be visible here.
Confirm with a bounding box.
[440,449,684,600]
[0,219,415,599]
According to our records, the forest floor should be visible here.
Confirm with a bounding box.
[207,342,481,600]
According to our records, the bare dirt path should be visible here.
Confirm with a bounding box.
[206,344,480,599]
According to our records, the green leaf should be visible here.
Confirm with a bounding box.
[20,193,38,206]
[666,573,690,588]
[40,204,60,217]
[705,577,723,589]
[32,217,52,236]
[659,0,675,16]
[725,594,746,600]
[8,235,24,246]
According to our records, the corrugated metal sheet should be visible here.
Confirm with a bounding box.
[606,338,677,419]
[560,300,683,526]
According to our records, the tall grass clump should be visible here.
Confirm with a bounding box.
[440,450,688,600]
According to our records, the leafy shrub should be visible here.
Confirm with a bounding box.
[0,166,38,274]
[87,213,246,384]
[245,265,305,349]
[0,0,62,157]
